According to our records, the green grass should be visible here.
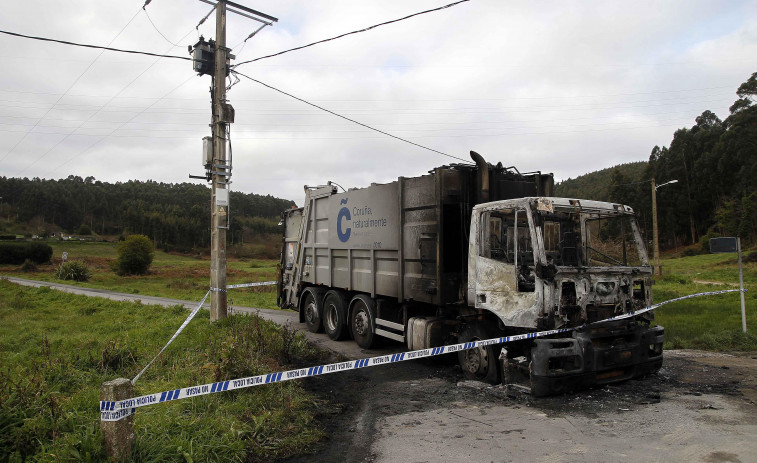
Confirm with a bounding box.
[0,241,280,310]
[0,280,326,462]
[655,252,756,350]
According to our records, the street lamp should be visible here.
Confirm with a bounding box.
[652,179,678,276]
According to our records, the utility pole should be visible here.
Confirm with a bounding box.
[189,1,277,322]
[209,0,229,322]
[651,178,678,277]
[651,178,660,276]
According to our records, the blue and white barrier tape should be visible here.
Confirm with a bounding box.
[131,281,276,384]
[131,291,211,384]
[228,281,276,289]
[102,288,746,421]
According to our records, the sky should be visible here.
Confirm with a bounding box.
[0,0,755,205]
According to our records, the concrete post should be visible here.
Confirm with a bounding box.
[100,378,134,461]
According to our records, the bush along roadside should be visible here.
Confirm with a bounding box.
[55,261,92,282]
[0,281,327,462]
[0,242,53,265]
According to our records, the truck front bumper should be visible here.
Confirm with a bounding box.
[505,321,664,396]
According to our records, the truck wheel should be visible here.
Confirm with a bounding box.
[323,291,348,341]
[350,295,376,349]
[301,289,323,333]
[458,323,502,384]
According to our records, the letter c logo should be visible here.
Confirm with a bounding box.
[337,207,351,242]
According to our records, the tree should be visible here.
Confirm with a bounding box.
[115,234,154,275]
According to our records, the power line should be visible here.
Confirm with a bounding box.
[18,26,199,176]
[232,70,469,163]
[0,84,735,102]
[0,9,143,165]
[233,0,470,68]
[0,29,193,62]
[143,8,183,47]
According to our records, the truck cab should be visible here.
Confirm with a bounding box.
[465,197,663,394]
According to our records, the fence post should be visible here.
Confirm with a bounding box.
[100,378,134,461]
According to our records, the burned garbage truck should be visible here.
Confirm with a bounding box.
[277,151,663,395]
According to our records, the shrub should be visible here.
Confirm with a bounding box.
[115,234,154,275]
[78,224,92,235]
[55,261,91,282]
[0,242,52,265]
[699,231,721,253]
[20,259,37,272]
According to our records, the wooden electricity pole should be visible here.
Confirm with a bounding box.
[651,178,660,276]
[190,1,276,322]
[210,0,229,321]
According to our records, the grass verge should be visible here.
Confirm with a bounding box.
[0,280,326,462]
[655,252,756,350]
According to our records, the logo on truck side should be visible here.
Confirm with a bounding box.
[337,199,351,242]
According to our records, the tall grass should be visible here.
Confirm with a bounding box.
[0,281,325,462]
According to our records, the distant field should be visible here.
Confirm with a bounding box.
[0,241,279,310]
[0,280,325,462]
[1,241,755,350]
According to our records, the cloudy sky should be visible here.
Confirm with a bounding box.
[0,0,755,204]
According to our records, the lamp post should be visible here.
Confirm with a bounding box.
[652,178,678,276]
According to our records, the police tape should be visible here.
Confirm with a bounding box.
[131,291,211,384]
[211,281,277,292]
[131,282,275,384]
[101,288,746,421]
[228,281,276,289]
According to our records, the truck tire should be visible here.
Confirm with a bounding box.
[458,322,502,384]
[323,290,348,341]
[301,288,324,333]
[350,295,377,349]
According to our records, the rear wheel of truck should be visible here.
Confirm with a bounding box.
[301,288,324,333]
[323,290,348,340]
[458,323,502,384]
[350,295,377,349]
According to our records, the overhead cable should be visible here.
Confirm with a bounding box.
[232,70,469,163]
[0,9,143,165]
[143,8,183,47]
[0,29,193,62]
[233,0,470,68]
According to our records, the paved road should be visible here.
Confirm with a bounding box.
[0,275,401,360]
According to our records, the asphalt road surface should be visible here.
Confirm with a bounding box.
[4,276,756,463]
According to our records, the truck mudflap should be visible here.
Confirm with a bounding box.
[504,321,664,396]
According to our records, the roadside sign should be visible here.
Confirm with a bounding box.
[62,252,68,262]
[710,237,738,253]
[709,237,747,333]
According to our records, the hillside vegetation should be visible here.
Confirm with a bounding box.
[0,178,294,252]
[556,161,646,202]
[557,71,757,252]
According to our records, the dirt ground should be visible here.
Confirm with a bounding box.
[286,349,757,463]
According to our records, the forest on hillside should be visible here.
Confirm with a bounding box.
[556,72,757,251]
[0,177,294,251]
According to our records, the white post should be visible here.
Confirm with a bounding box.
[737,238,747,333]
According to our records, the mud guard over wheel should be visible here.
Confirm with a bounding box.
[350,295,377,349]
[324,290,349,341]
[301,288,325,333]
[458,322,502,384]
